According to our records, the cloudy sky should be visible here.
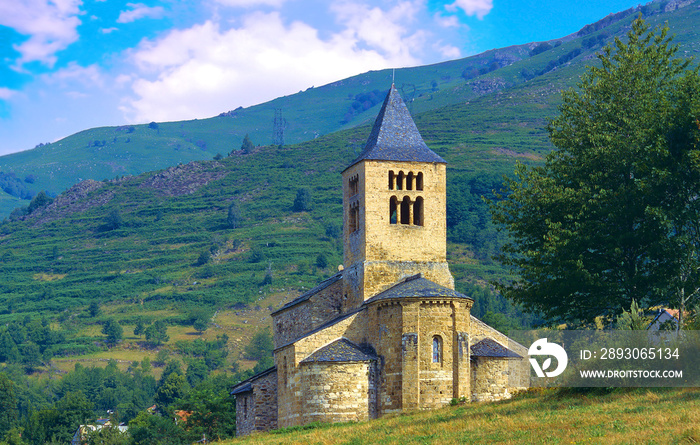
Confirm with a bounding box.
[0,0,642,156]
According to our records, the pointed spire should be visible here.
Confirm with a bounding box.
[346,85,445,170]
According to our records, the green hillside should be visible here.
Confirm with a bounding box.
[1,0,698,219]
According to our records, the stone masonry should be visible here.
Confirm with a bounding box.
[231,85,529,436]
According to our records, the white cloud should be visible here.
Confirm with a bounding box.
[101,27,119,34]
[446,0,493,19]
[434,12,460,28]
[435,43,461,59]
[330,0,424,63]
[117,3,165,23]
[0,0,83,68]
[42,63,106,89]
[0,88,17,100]
[121,10,419,123]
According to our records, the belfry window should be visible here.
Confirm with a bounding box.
[432,336,442,363]
[397,171,404,190]
[388,171,395,190]
[349,202,360,233]
[416,172,424,191]
[400,197,411,225]
[390,196,398,224]
[413,197,423,226]
[406,172,414,190]
[349,175,359,197]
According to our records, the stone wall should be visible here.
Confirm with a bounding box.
[300,361,377,424]
[273,278,343,348]
[235,392,254,436]
[253,370,278,433]
[471,357,514,402]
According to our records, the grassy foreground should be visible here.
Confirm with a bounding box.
[225,388,700,445]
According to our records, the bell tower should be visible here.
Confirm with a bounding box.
[341,85,454,310]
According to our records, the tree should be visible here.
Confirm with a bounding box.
[226,202,241,229]
[102,319,123,347]
[88,301,101,318]
[490,18,700,325]
[292,188,312,212]
[145,321,169,346]
[192,318,207,335]
[240,134,254,154]
[134,319,146,337]
[104,210,122,231]
[243,328,272,361]
[0,374,18,437]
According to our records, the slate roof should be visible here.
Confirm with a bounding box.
[363,274,473,305]
[270,271,343,315]
[300,338,376,364]
[345,85,446,171]
[230,366,276,395]
[471,338,522,358]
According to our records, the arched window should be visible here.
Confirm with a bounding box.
[416,172,424,191]
[349,202,360,233]
[413,197,423,226]
[432,336,442,363]
[389,196,398,224]
[388,171,395,190]
[349,175,359,196]
[397,171,404,190]
[406,172,414,190]
[400,196,411,225]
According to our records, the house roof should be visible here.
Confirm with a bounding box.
[363,274,473,305]
[230,366,277,396]
[300,338,376,364]
[345,85,446,171]
[271,271,343,315]
[471,338,522,358]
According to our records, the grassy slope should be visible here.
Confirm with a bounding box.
[224,388,700,445]
[1,1,698,218]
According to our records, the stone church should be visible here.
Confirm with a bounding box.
[231,85,529,436]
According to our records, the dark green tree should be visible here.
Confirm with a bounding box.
[134,319,146,337]
[243,328,272,361]
[105,209,122,231]
[0,374,18,437]
[292,188,312,212]
[145,321,169,346]
[88,301,101,318]
[490,18,700,325]
[101,319,123,347]
[240,133,254,154]
[226,202,241,229]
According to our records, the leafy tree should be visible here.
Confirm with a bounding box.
[85,424,130,445]
[88,301,101,318]
[155,372,188,408]
[192,318,207,335]
[315,253,328,269]
[101,319,123,347]
[0,374,18,437]
[243,328,272,361]
[104,210,122,231]
[134,319,146,337]
[226,202,241,229]
[195,250,210,266]
[240,133,254,154]
[185,359,209,387]
[292,188,312,212]
[616,300,648,330]
[26,191,52,215]
[145,321,169,346]
[491,18,700,325]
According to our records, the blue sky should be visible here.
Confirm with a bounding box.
[0,0,644,156]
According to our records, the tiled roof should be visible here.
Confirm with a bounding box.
[345,85,446,170]
[363,274,473,305]
[471,338,522,358]
[271,271,343,315]
[300,338,376,364]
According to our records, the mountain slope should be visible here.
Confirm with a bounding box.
[1,0,697,219]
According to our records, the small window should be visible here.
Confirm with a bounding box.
[432,336,442,363]
[397,171,404,190]
[349,202,359,233]
[416,172,424,191]
[388,171,395,190]
[349,175,359,196]
[389,196,398,224]
[400,197,410,225]
[406,172,414,190]
[413,197,423,226]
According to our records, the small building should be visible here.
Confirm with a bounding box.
[648,308,681,331]
[231,84,529,436]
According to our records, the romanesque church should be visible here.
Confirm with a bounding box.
[231,85,529,436]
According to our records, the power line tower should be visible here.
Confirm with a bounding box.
[273,108,286,146]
